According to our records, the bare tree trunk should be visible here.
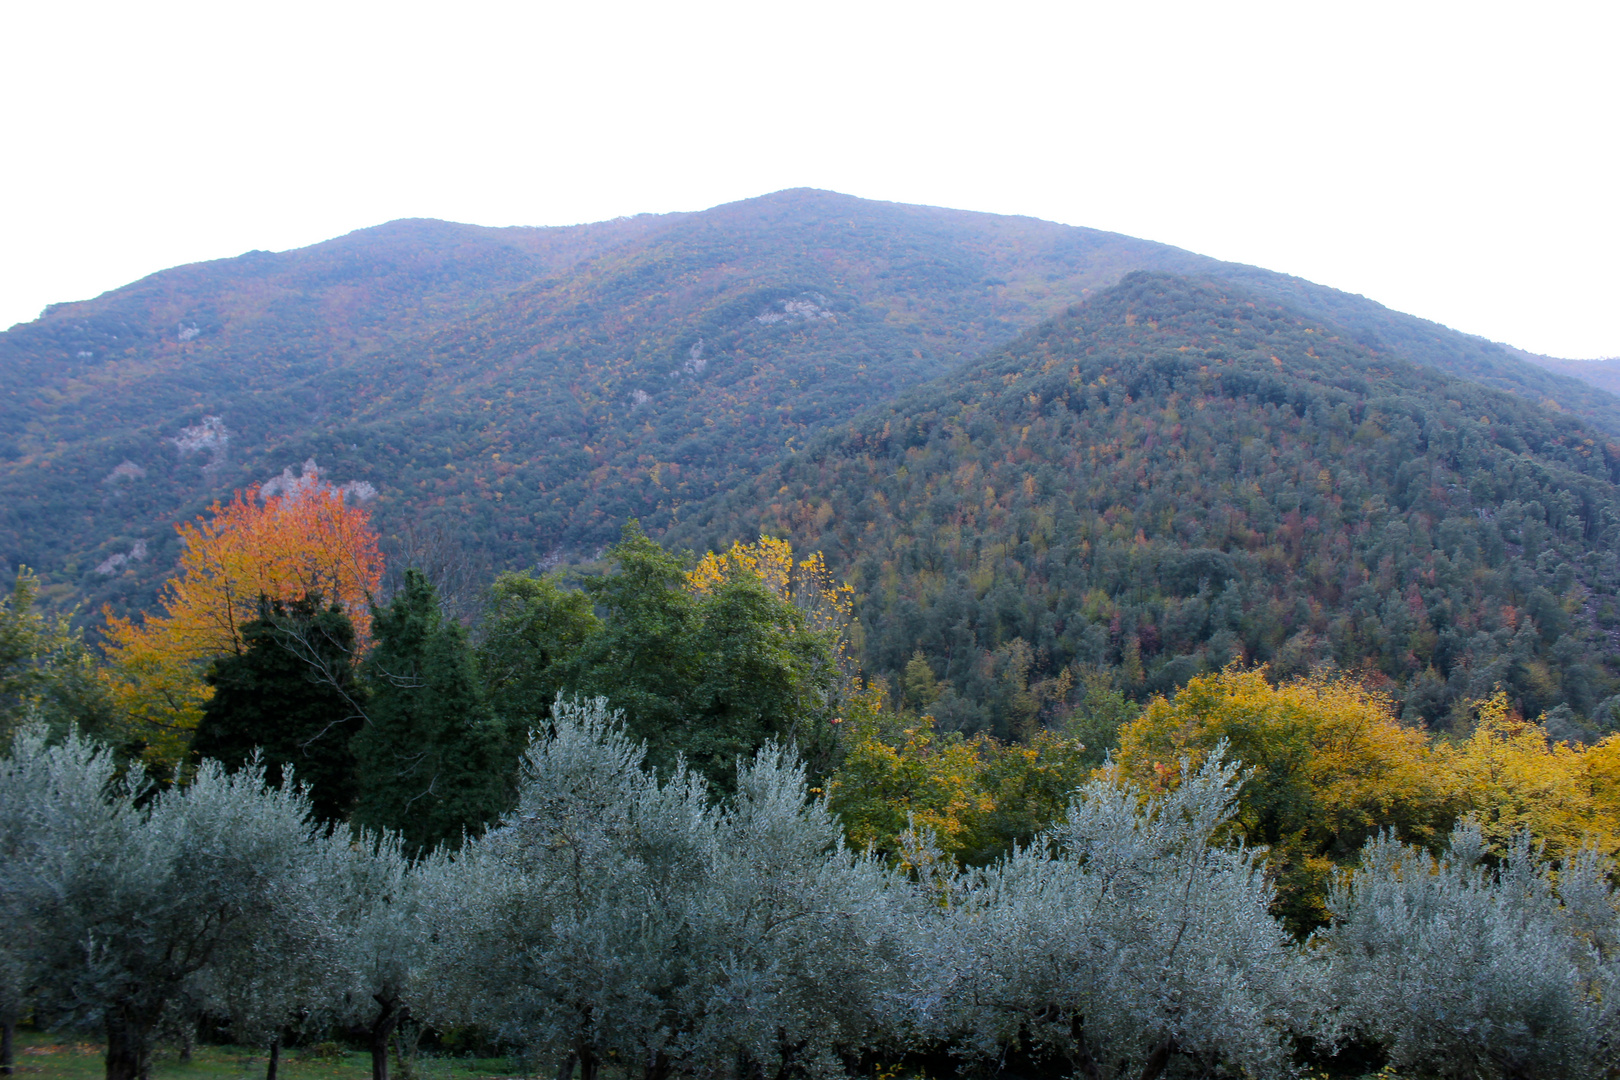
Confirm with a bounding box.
[771,1026,807,1080]
[177,1023,193,1065]
[265,1036,281,1080]
[393,1019,421,1080]
[1498,1057,1535,1080]
[1,1018,14,1077]
[104,1009,151,1080]
[554,1052,576,1080]
[368,996,404,1080]
[1067,1015,1103,1080]
[1138,1038,1176,1080]
[644,1048,672,1080]
[576,1047,599,1080]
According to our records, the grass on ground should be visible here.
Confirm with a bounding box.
[10,1029,525,1080]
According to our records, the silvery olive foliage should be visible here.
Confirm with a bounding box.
[0,726,136,1057]
[1318,822,1620,1080]
[315,829,458,1080]
[659,743,907,1078]
[0,725,325,1080]
[906,752,1310,1080]
[8,716,1620,1080]
[448,696,911,1080]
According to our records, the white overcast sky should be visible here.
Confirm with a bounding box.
[2,0,1616,358]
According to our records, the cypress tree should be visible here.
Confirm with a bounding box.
[191,595,364,822]
[353,570,510,852]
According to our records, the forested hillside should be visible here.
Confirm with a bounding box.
[677,273,1620,737]
[3,190,1613,623]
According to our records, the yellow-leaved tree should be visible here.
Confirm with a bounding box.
[687,534,870,718]
[1440,691,1620,862]
[1113,665,1452,932]
[688,535,859,671]
[101,476,383,767]
[827,706,993,864]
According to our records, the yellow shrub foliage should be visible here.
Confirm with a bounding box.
[827,705,1091,867]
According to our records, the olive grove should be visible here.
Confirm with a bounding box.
[3,709,1617,1080]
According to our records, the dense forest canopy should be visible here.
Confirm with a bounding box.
[678,273,1620,737]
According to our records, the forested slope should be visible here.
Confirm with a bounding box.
[3,190,1613,624]
[676,273,1620,737]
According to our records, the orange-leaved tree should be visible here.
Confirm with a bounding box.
[102,477,383,767]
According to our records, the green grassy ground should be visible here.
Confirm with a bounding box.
[12,1029,1402,1080]
[10,1030,525,1080]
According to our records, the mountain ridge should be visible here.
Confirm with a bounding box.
[3,189,1617,629]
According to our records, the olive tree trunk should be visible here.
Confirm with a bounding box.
[368,996,405,1080]
[103,1008,153,1080]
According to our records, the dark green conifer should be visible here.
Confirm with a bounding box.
[191,595,364,822]
[352,570,510,852]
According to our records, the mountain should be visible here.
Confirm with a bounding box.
[1523,352,1620,399]
[2,189,1615,623]
[674,273,1620,738]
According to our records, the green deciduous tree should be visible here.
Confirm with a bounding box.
[0,568,111,744]
[569,523,701,765]
[489,524,853,789]
[475,571,601,732]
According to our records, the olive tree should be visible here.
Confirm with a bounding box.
[0,727,136,1076]
[1,726,324,1080]
[318,830,457,1080]
[911,752,1310,1080]
[451,696,911,1080]
[450,696,714,1079]
[652,745,908,1079]
[1319,823,1620,1079]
